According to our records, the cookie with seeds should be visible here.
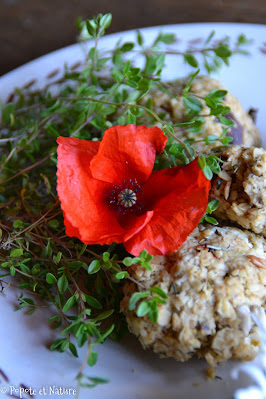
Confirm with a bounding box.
[149,75,261,153]
[121,224,266,366]
[210,145,266,237]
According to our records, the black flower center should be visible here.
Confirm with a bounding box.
[117,188,137,208]
[109,179,144,215]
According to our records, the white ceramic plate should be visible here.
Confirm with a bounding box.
[0,23,266,399]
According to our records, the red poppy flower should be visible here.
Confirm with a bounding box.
[56,125,210,256]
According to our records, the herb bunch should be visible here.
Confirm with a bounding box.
[0,13,250,390]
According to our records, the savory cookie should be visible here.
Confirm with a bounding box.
[121,224,266,366]
[148,75,261,153]
[210,145,266,237]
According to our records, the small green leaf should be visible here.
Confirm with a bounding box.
[10,248,23,258]
[126,80,139,89]
[155,32,175,44]
[204,97,217,109]
[207,199,219,213]
[207,89,227,101]
[137,30,143,46]
[53,252,62,265]
[123,257,133,267]
[183,95,202,113]
[148,301,159,323]
[82,377,109,388]
[184,54,199,68]
[136,301,150,317]
[20,264,30,274]
[13,220,24,229]
[50,338,66,351]
[129,291,150,311]
[46,273,57,285]
[93,309,114,322]
[174,121,195,127]
[88,350,98,366]
[120,42,134,52]
[88,260,101,274]
[204,216,219,225]
[85,295,102,309]
[115,271,130,280]
[183,69,200,93]
[204,30,215,45]
[62,296,76,312]
[21,297,34,306]
[41,240,52,259]
[218,116,235,126]
[203,165,213,180]
[57,274,69,294]
[140,261,152,271]
[69,342,78,358]
[102,252,110,262]
[150,286,168,299]
[125,110,137,124]
[139,249,148,259]
[86,20,97,37]
[48,315,60,322]
[97,324,115,343]
[214,45,232,58]
[99,13,112,30]
[205,135,219,144]
[122,60,131,75]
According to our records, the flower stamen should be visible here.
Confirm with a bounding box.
[117,188,137,208]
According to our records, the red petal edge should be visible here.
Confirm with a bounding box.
[90,125,167,185]
[124,158,211,256]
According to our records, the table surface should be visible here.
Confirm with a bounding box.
[1,0,265,76]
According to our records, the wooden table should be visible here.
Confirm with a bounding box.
[1,0,265,76]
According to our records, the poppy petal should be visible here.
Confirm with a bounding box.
[90,125,167,185]
[124,158,210,256]
[63,211,83,240]
[56,136,153,245]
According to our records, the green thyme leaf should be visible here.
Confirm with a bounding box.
[137,30,144,46]
[184,54,199,68]
[10,248,23,258]
[88,350,98,366]
[69,342,78,358]
[62,296,76,312]
[207,199,219,213]
[120,42,135,52]
[147,301,159,323]
[136,300,150,317]
[204,216,219,225]
[218,116,235,126]
[150,286,168,299]
[85,295,102,310]
[115,271,130,280]
[57,274,69,294]
[99,13,112,30]
[88,260,101,274]
[128,291,150,311]
[183,94,203,114]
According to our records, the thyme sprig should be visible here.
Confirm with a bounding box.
[0,13,250,392]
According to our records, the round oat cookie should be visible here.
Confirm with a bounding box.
[148,75,261,153]
[120,224,266,366]
[210,145,266,237]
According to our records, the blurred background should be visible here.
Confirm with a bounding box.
[1,0,265,76]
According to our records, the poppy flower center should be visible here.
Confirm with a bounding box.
[117,188,137,208]
[108,179,144,215]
